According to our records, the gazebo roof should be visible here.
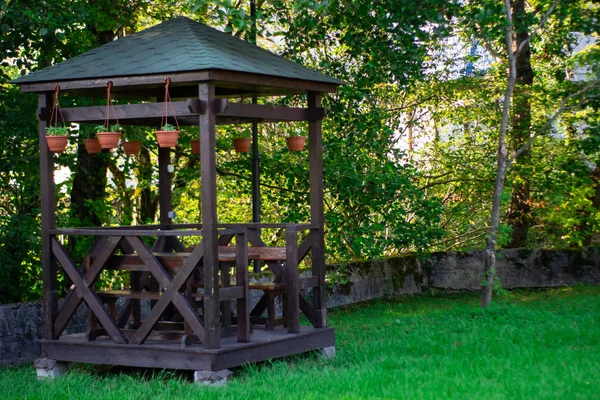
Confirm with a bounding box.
[11,16,342,92]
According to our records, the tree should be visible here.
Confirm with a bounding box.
[481,0,599,306]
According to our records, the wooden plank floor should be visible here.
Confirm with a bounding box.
[38,326,335,371]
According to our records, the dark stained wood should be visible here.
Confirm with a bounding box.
[126,237,205,344]
[214,99,325,122]
[285,227,300,333]
[19,71,211,93]
[52,238,128,344]
[308,91,327,328]
[19,69,339,97]
[247,230,284,279]
[38,327,335,371]
[199,83,220,349]
[235,232,249,342]
[158,147,172,226]
[208,70,340,95]
[39,92,58,340]
[40,101,198,124]
[49,227,244,236]
[54,236,122,337]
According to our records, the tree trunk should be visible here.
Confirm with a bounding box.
[135,146,159,224]
[507,0,534,248]
[69,29,114,236]
[481,0,518,307]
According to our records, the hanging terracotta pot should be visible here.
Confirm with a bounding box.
[84,138,102,154]
[46,136,68,153]
[156,79,181,148]
[123,141,142,155]
[97,132,121,149]
[156,130,180,148]
[191,140,200,155]
[286,136,306,152]
[233,138,251,153]
[45,87,69,153]
[96,81,122,150]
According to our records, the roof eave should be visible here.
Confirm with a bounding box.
[14,69,342,96]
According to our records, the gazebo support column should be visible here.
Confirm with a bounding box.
[308,91,326,328]
[38,92,59,340]
[199,83,220,349]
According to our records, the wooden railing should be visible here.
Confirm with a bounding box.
[48,223,325,348]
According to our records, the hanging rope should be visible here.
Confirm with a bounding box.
[104,81,120,131]
[48,85,65,128]
[160,78,180,131]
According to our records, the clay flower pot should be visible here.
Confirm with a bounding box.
[84,138,102,154]
[286,136,306,152]
[191,140,200,155]
[97,132,121,149]
[156,130,180,148]
[123,141,142,155]
[46,136,68,153]
[233,138,251,153]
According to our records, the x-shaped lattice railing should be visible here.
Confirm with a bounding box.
[51,235,206,345]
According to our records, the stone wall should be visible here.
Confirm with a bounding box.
[1,248,599,365]
[325,248,600,307]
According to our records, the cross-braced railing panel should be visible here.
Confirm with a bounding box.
[49,227,250,348]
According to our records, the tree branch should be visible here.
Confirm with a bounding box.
[516,0,561,55]
[507,80,600,167]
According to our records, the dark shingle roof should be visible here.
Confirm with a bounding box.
[11,16,342,85]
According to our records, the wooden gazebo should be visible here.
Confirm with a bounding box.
[12,17,342,381]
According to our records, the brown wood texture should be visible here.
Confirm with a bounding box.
[199,83,220,349]
[285,228,300,333]
[308,92,326,328]
[52,238,128,344]
[54,236,122,337]
[39,92,58,340]
[19,70,339,96]
[38,327,335,371]
[235,232,249,342]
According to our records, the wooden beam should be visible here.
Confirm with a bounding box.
[38,100,202,124]
[308,92,327,328]
[199,83,220,349]
[17,70,340,96]
[214,99,325,122]
[39,98,324,126]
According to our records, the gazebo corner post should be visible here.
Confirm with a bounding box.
[199,83,220,349]
[308,91,327,328]
[38,92,59,340]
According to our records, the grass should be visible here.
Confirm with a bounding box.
[1,286,599,399]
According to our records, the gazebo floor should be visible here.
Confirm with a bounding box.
[38,326,335,372]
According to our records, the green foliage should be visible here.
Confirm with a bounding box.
[0,0,598,303]
[160,123,178,131]
[45,126,69,136]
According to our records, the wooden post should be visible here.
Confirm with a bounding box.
[39,92,58,340]
[158,147,172,227]
[235,231,249,342]
[308,91,326,328]
[199,83,220,349]
[285,226,300,333]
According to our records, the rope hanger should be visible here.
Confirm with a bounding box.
[48,85,65,128]
[104,81,120,131]
[161,78,180,131]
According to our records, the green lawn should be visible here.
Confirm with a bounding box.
[1,286,599,399]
